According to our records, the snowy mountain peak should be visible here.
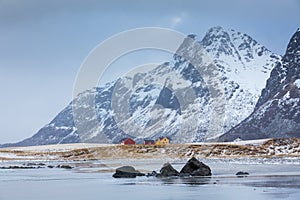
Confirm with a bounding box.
[201,26,276,61]
[200,26,281,103]
[284,29,300,63]
[254,29,300,109]
[2,27,285,147]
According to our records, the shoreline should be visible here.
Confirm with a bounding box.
[1,138,300,161]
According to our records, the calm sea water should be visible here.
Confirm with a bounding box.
[1,158,300,200]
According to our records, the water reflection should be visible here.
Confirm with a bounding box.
[156,176,212,186]
[243,175,300,189]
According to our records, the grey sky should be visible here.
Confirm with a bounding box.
[0,0,299,143]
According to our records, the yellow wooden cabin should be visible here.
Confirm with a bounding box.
[155,137,170,145]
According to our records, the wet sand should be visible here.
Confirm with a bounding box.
[1,140,300,199]
[0,158,300,200]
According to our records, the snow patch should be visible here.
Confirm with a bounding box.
[294,79,300,88]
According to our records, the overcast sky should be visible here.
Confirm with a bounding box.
[0,0,299,144]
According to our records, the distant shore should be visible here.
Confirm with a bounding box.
[1,138,299,161]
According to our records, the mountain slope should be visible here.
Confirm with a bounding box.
[2,27,281,146]
[200,27,281,132]
[219,28,300,141]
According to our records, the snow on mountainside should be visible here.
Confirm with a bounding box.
[200,27,281,133]
[219,28,300,141]
[1,27,282,147]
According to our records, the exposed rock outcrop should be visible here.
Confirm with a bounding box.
[180,157,212,176]
[113,166,145,178]
[158,163,180,177]
[236,171,249,177]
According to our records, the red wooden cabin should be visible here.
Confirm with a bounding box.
[121,138,136,145]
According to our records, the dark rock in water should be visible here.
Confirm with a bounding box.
[146,171,158,177]
[158,163,179,177]
[47,165,54,168]
[236,171,249,177]
[56,165,73,169]
[113,166,145,178]
[0,163,47,170]
[25,162,46,166]
[180,157,212,176]
[38,163,46,166]
[0,166,36,169]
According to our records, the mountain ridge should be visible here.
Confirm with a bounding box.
[219,28,300,141]
[1,26,283,147]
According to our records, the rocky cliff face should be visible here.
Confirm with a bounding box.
[2,27,282,147]
[219,29,300,141]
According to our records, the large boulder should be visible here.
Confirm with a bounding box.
[158,163,179,177]
[113,166,145,178]
[180,157,212,176]
[236,171,249,177]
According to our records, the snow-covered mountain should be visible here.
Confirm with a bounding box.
[199,27,281,133]
[219,28,300,141]
[2,26,281,147]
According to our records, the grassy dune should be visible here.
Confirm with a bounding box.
[1,138,300,161]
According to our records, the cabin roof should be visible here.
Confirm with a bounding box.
[119,137,134,143]
[144,139,155,142]
[158,137,170,140]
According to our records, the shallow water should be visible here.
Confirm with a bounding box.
[0,158,300,200]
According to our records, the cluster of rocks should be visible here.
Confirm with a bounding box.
[0,163,73,170]
[0,166,38,169]
[113,157,212,178]
[157,157,212,177]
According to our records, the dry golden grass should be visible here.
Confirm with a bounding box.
[1,138,300,161]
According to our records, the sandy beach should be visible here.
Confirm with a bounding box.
[1,139,300,200]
